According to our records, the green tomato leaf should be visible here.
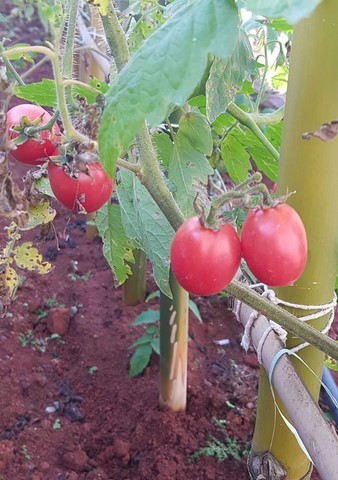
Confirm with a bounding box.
[244,130,279,182]
[221,132,251,184]
[207,30,258,122]
[238,0,321,24]
[14,78,106,108]
[95,203,134,285]
[98,0,239,176]
[117,170,174,297]
[131,309,160,326]
[129,343,153,377]
[179,112,213,156]
[169,130,214,217]
[152,131,174,168]
[130,333,153,348]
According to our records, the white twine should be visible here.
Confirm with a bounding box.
[235,284,337,363]
[234,285,337,464]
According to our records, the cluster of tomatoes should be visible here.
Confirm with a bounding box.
[6,104,113,213]
[170,203,308,295]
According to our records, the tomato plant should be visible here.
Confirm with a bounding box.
[170,217,241,296]
[6,104,61,165]
[241,203,308,287]
[48,162,113,213]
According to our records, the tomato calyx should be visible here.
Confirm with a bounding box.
[9,112,55,146]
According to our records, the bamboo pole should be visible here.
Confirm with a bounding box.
[159,270,189,411]
[250,1,338,478]
[237,303,338,480]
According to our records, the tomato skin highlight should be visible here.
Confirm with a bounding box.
[6,104,61,165]
[170,217,241,296]
[48,162,113,213]
[241,204,308,287]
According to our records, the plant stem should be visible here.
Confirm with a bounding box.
[136,124,185,231]
[0,44,25,86]
[61,0,79,84]
[227,102,280,161]
[100,1,129,71]
[116,158,141,174]
[21,56,49,80]
[63,79,102,95]
[255,40,269,112]
[250,105,285,126]
[226,280,338,361]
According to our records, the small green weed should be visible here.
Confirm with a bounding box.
[88,365,98,376]
[129,292,203,377]
[189,417,250,464]
[21,444,30,461]
[18,330,65,353]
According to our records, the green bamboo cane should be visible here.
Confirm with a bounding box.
[250,1,338,478]
[159,269,189,411]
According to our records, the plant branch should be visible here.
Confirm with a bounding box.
[116,157,141,174]
[250,105,285,126]
[255,40,269,112]
[227,102,280,161]
[225,280,338,361]
[0,44,25,86]
[100,1,129,72]
[63,79,101,95]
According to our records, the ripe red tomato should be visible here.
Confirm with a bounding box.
[170,217,241,296]
[48,162,113,213]
[241,203,307,287]
[6,104,61,165]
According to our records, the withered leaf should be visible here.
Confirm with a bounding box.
[302,120,338,142]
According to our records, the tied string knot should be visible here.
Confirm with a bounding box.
[235,284,337,363]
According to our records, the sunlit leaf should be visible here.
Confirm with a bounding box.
[238,0,322,24]
[13,242,52,274]
[207,30,258,122]
[21,201,56,231]
[99,0,239,176]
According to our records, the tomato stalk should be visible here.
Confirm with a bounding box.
[227,102,280,161]
[248,1,338,478]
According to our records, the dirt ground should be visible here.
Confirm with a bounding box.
[1,3,337,479]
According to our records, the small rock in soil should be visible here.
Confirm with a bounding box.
[64,403,84,422]
[62,450,89,472]
[113,438,131,464]
[47,307,71,336]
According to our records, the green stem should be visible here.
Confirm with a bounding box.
[100,1,129,72]
[225,280,338,361]
[250,105,285,126]
[63,79,102,95]
[136,124,185,231]
[116,158,141,174]
[227,102,280,161]
[25,109,60,136]
[255,40,269,112]
[61,0,79,79]
[21,56,49,80]
[0,44,25,86]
